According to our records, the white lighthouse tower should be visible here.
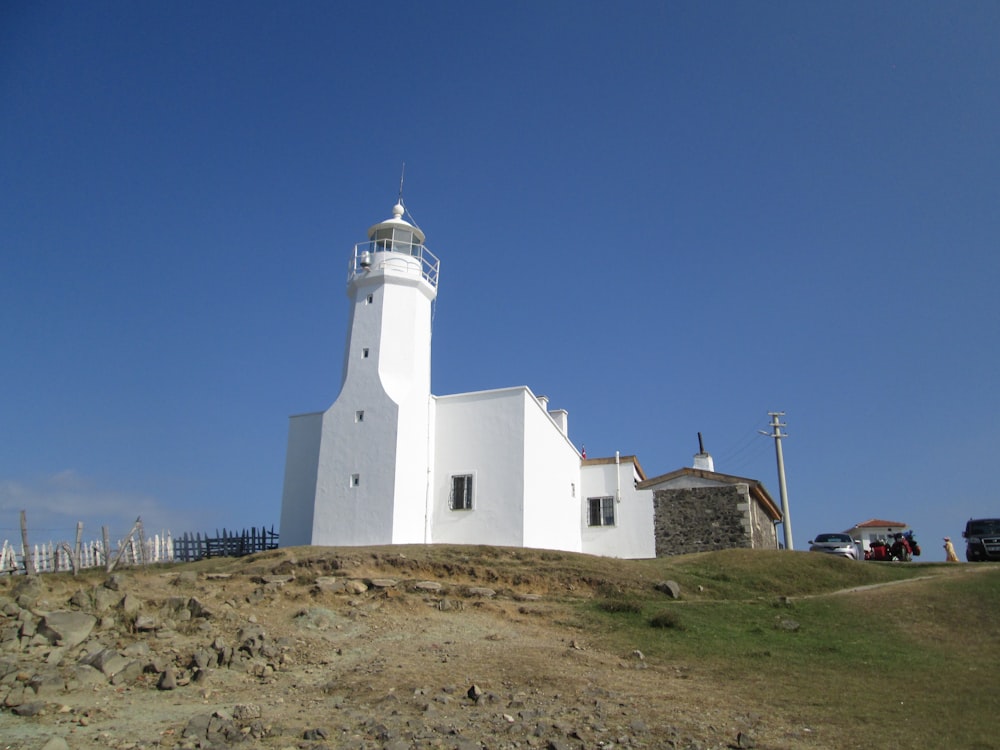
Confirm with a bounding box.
[279,202,440,546]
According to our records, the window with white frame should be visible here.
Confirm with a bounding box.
[450,474,474,510]
[588,496,615,527]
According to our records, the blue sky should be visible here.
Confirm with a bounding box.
[2,1,998,556]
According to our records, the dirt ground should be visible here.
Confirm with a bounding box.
[0,547,838,750]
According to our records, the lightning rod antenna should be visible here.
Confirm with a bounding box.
[398,162,406,205]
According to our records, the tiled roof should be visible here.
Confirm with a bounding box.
[852,518,907,528]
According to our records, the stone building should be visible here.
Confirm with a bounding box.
[639,466,782,556]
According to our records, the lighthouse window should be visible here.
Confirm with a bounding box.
[450,474,474,510]
[373,226,417,255]
[355,410,364,423]
[588,496,615,527]
[366,294,373,304]
[362,348,370,358]
[350,473,360,487]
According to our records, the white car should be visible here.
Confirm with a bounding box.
[808,533,859,560]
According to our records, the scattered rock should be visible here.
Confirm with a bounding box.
[12,701,46,716]
[258,575,294,585]
[28,672,64,698]
[157,667,177,690]
[465,587,496,598]
[37,612,96,649]
[120,592,142,615]
[92,587,120,612]
[345,580,368,594]
[134,614,157,631]
[655,580,682,599]
[314,576,345,593]
[69,589,92,609]
[70,664,105,687]
[233,702,262,720]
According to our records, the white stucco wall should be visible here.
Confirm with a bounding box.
[309,396,398,546]
[521,396,583,553]
[430,387,585,553]
[278,412,324,547]
[580,459,655,558]
[281,248,435,548]
[431,388,527,546]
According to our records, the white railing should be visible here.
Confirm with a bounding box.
[348,240,440,288]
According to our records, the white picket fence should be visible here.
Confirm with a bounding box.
[0,532,175,575]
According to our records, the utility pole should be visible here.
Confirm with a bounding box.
[761,412,793,550]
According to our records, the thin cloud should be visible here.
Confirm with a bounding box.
[0,471,182,542]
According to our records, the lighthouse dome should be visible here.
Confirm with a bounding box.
[367,202,426,252]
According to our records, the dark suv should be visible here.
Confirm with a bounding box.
[963,518,1000,562]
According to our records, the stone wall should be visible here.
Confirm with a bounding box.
[652,484,768,556]
[747,492,780,549]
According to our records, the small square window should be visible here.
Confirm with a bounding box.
[350,473,360,487]
[355,410,364,423]
[588,496,615,527]
[366,294,374,304]
[450,474,473,510]
[362,348,370,358]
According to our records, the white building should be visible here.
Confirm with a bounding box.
[842,518,910,550]
[278,201,653,557]
[279,202,777,558]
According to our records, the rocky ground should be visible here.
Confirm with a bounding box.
[0,547,829,750]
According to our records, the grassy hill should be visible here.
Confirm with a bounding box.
[208,543,1000,747]
[2,545,997,749]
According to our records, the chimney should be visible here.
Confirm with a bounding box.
[693,432,715,472]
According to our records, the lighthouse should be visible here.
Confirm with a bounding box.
[279,198,664,558]
[279,202,440,546]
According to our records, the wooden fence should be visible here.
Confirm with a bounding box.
[0,529,174,575]
[173,526,279,562]
[2,512,278,575]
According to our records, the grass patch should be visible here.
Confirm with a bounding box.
[577,554,1000,748]
[596,597,643,614]
[648,610,684,630]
